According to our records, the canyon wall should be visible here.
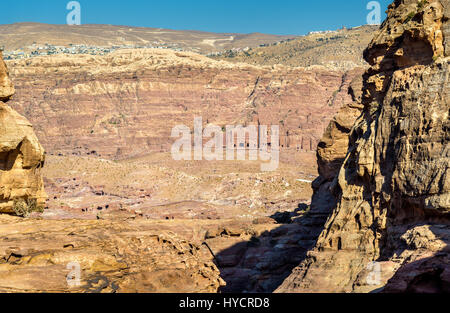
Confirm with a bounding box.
[0,51,46,214]
[6,50,362,163]
[278,0,450,293]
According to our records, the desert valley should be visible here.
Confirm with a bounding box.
[0,0,449,294]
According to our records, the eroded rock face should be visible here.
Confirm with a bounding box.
[0,52,14,101]
[316,70,365,182]
[0,51,46,214]
[278,0,450,293]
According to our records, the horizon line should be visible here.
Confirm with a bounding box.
[0,21,379,37]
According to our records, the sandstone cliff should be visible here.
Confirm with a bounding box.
[6,49,361,164]
[278,0,450,293]
[0,51,46,214]
[0,52,14,102]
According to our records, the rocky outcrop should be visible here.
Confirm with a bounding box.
[6,49,361,163]
[316,72,365,182]
[0,214,224,292]
[0,51,14,102]
[0,51,46,214]
[278,0,450,293]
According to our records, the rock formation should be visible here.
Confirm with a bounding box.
[278,0,450,293]
[0,51,46,214]
[0,52,14,101]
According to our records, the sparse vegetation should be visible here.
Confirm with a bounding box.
[404,11,417,23]
[210,25,378,68]
[404,1,428,23]
[13,198,44,217]
[417,0,428,10]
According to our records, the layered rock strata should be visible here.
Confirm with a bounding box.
[6,50,362,162]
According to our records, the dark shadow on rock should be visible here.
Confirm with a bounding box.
[214,202,330,293]
[270,203,309,224]
[384,253,450,293]
[378,223,450,293]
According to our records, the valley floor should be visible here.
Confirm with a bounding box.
[0,152,319,292]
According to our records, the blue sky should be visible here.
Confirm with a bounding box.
[4,0,392,35]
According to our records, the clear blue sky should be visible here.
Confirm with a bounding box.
[4,0,392,35]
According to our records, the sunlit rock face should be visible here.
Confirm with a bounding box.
[0,50,46,214]
[0,51,14,102]
[278,0,450,293]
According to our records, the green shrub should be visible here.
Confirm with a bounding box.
[12,198,44,217]
[404,11,416,23]
[417,0,428,10]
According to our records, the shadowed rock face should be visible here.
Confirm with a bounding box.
[0,51,46,214]
[278,0,450,293]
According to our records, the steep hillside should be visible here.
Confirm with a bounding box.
[211,25,379,69]
[0,49,226,293]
